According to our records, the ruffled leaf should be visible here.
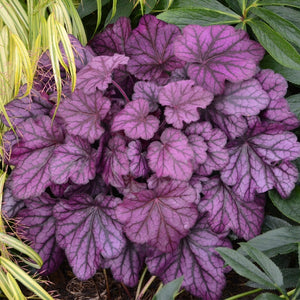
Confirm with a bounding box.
[54,193,126,280]
[127,140,149,177]
[76,54,129,94]
[116,179,198,252]
[146,217,231,300]
[50,135,97,185]
[147,128,194,181]
[57,89,110,143]
[159,80,213,129]
[200,177,265,240]
[18,193,64,274]
[174,25,264,94]
[112,99,160,140]
[125,15,184,80]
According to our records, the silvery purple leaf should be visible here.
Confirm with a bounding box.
[50,183,69,198]
[56,89,110,143]
[213,79,270,116]
[120,176,148,196]
[89,17,131,56]
[50,135,97,185]
[159,80,213,129]
[101,135,130,188]
[18,193,64,274]
[187,134,208,165]
[76,54,129,94]
[132,81,160,112]
[54,193,126,280]
[221,123,300,199]
[10,116,64,199]
[174,25,264,94]
[256,69,288,100]
[116,178,198,252]
[146,216,231,300]
[125,15,184,80]
[109,240,146,287]
[2,130,19,165]
[147,128,194,181]
[112,99,160,140]
[200,177,265,240]
[127,140,149,177]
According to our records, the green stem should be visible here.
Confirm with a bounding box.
[136,275,156,300]
[225,288,262,300]
[135,267,148,300]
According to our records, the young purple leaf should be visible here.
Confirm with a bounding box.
[174,25,264,94]
[50,135,97,185]
[200,177,265,240]
[125,15,184,80]
[221,123,300,199]
[187,134,208,166]
[116,178,198,252]
[76,54,129,94]
[112,99,160,140]
[89,17,131,56]
[146,216,231,300]
[101,135,130,188]
[147,128,194,181]
[18,193,64,274]
[56,89,110,143]
[10,116,64,199]
[127,140,149,177]
[132,81,160,112]
[54,193,126,280]
[159,80,213,129]
[213,79,270,116]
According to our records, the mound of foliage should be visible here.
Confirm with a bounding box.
[2,15,300,300]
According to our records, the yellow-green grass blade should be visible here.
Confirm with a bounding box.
[11,37,22,98]
[6,272,26,300]
[0,269,14,300]
[112,0,118,19]
[0,257,54,300]
[9,0,29,30]
[0,233,43,268]
[40,16,48,50]
[31,33,42,74]
[93,0,102,37]
[48,1,73,34]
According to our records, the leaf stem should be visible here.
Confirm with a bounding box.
[103,269,111,300]
[135,267,148,300]
[111,79,130,103]
[136,275,156,300]
[225,288,262,300]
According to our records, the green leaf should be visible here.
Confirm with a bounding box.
[269,187,300,224]
[258,0,300,9]
[225,0,243,14]
[262,216,291,232]
[287,94,300,120]
[249,20,300,70]
[260,55,300,84]
[265,6,300,29]
[216,247,276,288]
[77,0,110,18]
[152,276,183,300]
[145,0,158,13]
[254,293,282,300]
[105,0,134,26]
[157,8,241,27]
[282,268,300,289]
[239,244,284,292]
[153,0,174,11]
[292,278,300,300]
[250,7,300,48]
[238,227,300,257]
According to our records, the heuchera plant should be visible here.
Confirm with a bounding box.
[2,15,300,300]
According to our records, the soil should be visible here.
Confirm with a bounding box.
[45,260,260,300]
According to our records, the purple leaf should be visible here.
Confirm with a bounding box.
[127,140,149,177]
[120,176,148,196]
[56,89,110,143]
[2,181,24,218]
[221,123,300,199]
[213,79,270,116]
[50,135,97,185]
[10,116,64,199]
[101,135,130,187]
[174,25,264,94]
[132,81,160,112]
[188,135,208,165]
[89,17,131,56]
[125,15,184,80]
[54,193,126,280]
[109,240,146,287]
[112,99,160,140]
[2,130,19,165]
[200,177,265,240]
[116,178,198,252]
[18,193,64,274]
[75,54,129,94]
[146,216,231,300]
[256,69,288,100]
[147,128,194,181]
[159,80,213,129]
